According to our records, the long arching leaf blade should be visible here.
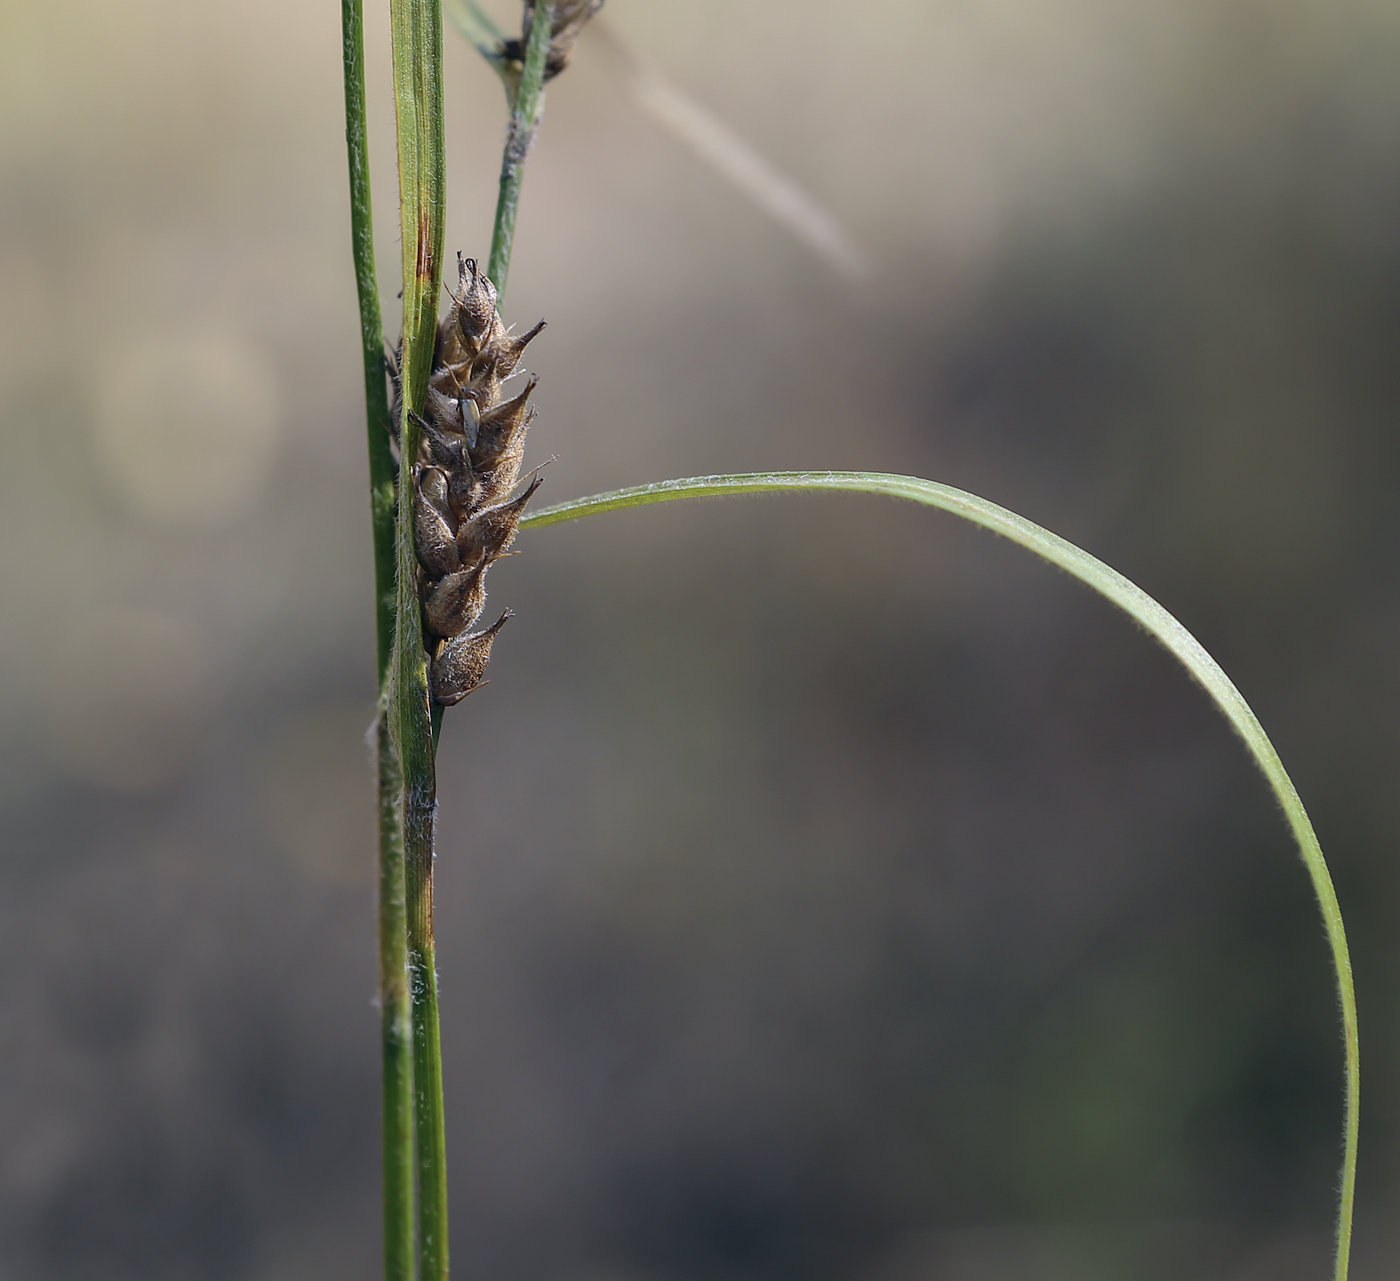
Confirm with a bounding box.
[522,469,1357,1281]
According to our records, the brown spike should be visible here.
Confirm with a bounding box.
[431,612,511,706]
[455,475,543,565]
[445,467,481,524]
[456,365,502,415]
[480,320,545,383]
[415,400,482,520]
[458,258,499,335]
[441,257,503,364]
[473,443,533,509]
[424,386,466,433]
[428,360,472,402]
[413,468,461,578]
[423,551,490,639]
[471,373,537,472]
[417,409,466,473]
[419,464,452,515]
[435,310,466,370]
[408,249,547,712]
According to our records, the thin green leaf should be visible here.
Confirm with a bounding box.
[522,470,1358,1281]
[340,1,414,1275]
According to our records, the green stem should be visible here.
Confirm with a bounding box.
[523,470,1359,1281]
[487,0,555,293]
[410,902,448,1281]
[375,707,415,1281]
[341,0,415,1275]
[388,0,449,1277]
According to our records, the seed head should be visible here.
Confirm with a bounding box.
[406,258,545,705]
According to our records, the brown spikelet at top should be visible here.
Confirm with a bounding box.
[502,1,604,80]
[401,256,545,705]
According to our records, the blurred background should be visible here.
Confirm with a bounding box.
[2,0,1399,1277]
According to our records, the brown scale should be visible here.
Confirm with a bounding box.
[401,255,546,704]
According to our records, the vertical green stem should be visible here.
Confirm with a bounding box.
[341,1,416,1277]
[388,0,449,1278]
[408,791,448,1281]
[376,709,415,1281]
[487,1,555,293]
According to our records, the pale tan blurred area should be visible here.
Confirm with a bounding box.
[3,0,1400,1278]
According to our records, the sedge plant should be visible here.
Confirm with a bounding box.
[340,3,1359,1278]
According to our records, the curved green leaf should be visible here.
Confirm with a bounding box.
[522,470,1357,1280]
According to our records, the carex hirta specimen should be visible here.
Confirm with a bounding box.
[400,255,545,704]
[343,2,592,1276]
[345,3,1358,1279]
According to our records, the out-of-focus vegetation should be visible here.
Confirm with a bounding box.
[1,1,1398,1277]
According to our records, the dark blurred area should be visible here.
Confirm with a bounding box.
[2,0,1399,1277]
